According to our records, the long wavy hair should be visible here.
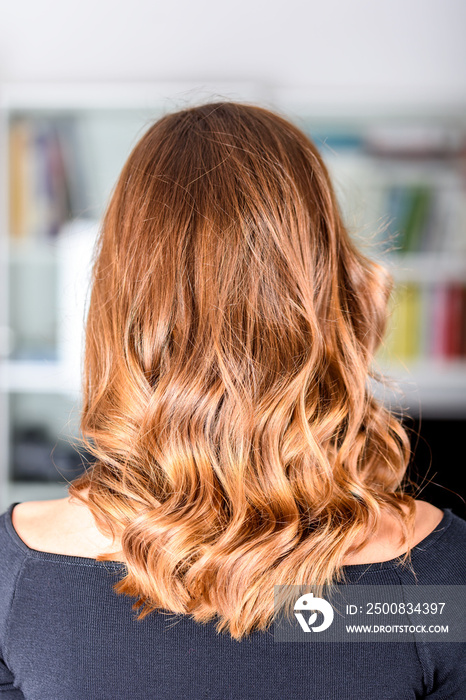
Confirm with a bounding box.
[69,101,417,640]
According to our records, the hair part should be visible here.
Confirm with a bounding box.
[69,101,417,640]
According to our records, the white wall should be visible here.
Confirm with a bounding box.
[0,0,465,102]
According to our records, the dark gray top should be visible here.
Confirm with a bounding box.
[0,502,465,699]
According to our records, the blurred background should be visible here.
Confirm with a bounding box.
[0,0,465,517]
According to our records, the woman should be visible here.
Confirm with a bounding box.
[1,101,464,699]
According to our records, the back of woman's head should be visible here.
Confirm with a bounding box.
[69,101,416,640]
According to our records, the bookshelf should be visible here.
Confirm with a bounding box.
[0,82,264,510]
[272,93,466,422]
[1,82,465,509]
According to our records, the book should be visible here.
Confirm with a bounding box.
[430,284,450,359]
[9,120,34,239]
[379,282,426,364]
[8,116,88,242]
[402,185,432,253]
[444,284,465,359]
[461,286,466,358]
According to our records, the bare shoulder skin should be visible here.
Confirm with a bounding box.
[11,494,444,564]
[11,489,124,561]
[342,499,445,565]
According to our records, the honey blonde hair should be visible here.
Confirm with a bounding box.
[69,101,417,640]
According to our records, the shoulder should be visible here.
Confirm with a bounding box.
[406,499,446,545]
[342,500,447,566]
[7,497,465,571]
[0,506,29,642]
[11,495,123,560]
[346,500,466,582]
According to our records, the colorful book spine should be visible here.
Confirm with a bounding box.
[384,184,434,253]
[380,282,466,364]
[8,117,86,241]
[444,284,464,358]
[9,120,34,239]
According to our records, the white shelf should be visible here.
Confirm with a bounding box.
[373,360,466,417]
[8,241,58,264]
[386,253,466,283]
[0,81,267,112]
[272,85,466,120]
[0,360,80,395]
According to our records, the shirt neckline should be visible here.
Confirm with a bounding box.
[4,502,453,572]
